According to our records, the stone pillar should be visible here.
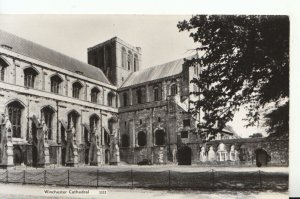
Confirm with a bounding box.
[1,115,14,167]
[65,127,78,167]
[42,123,50,166]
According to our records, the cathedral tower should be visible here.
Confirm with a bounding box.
[88,37,142,87]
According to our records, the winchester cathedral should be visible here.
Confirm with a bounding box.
[0,29,288,168]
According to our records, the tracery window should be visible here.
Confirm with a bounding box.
[51,75,63,94]
[7,101,24,138]
[24,67,38,88]
[41,106,54,140]
[72,81,82,99]
[91,87,100,103]
[170,84,178,96]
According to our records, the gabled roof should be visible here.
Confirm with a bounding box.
[0,29,111,85]
[121,56,193,88]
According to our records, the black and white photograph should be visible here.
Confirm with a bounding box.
[0,1,298,198]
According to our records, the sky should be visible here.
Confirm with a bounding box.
[0,14,266,138]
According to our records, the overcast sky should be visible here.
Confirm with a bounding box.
[0,14,265,137]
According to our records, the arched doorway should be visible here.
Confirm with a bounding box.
[13,146,23,165]
[255,149,269,167]
[177,146,192,165]
[105,149,110,164]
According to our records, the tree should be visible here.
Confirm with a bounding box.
[249,133,263,138]
[177,15,289,137]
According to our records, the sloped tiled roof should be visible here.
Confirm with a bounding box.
[121,56,193,88]
[0,29,111,85]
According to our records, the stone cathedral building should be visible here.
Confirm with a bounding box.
[0,29,288,168]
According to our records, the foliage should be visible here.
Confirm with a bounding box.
[177,15,289,136]
[249,133,263,138]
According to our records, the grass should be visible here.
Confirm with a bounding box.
[0,167,288,191]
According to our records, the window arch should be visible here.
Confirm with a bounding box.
[137,131,147,146]
[50,74,63,94]
[122,47,127,68]
[0,57,9,81]
[134,54,138,72]
[72,81,83,99]
[91,87,100,103]
[41,106,55,140]
[127,51,132,70]
[121,134,129,147]
[90,114,99,132]
[123,92,128,107]
[136,88,142,104]
[155,130,165,145]
[7,101,25,138]
[170,84,178,96]
[24,67,38,88]
[107,92,116,107]
[68,110,80,130]
[153,86,161,101]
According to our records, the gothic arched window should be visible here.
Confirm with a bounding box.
[90,114,99,132]
[170,84,178,96]
[136,89,142,104]
[91,87,100,103]
[122,47,127,68]
[134,54,138,72]
[50,74,63,94]
[68,110,80,130]
[127,51,132,70]
[24,67,38,88]
[41,106,55,140]
[0,57,9,81]
[7,101,24,138]
[123,92,128,107]
[72,81,82,99]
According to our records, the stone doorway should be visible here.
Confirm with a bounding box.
[177,146,192,165]
[255,149,269,167]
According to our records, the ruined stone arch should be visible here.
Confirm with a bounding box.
[254,148,271,167]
